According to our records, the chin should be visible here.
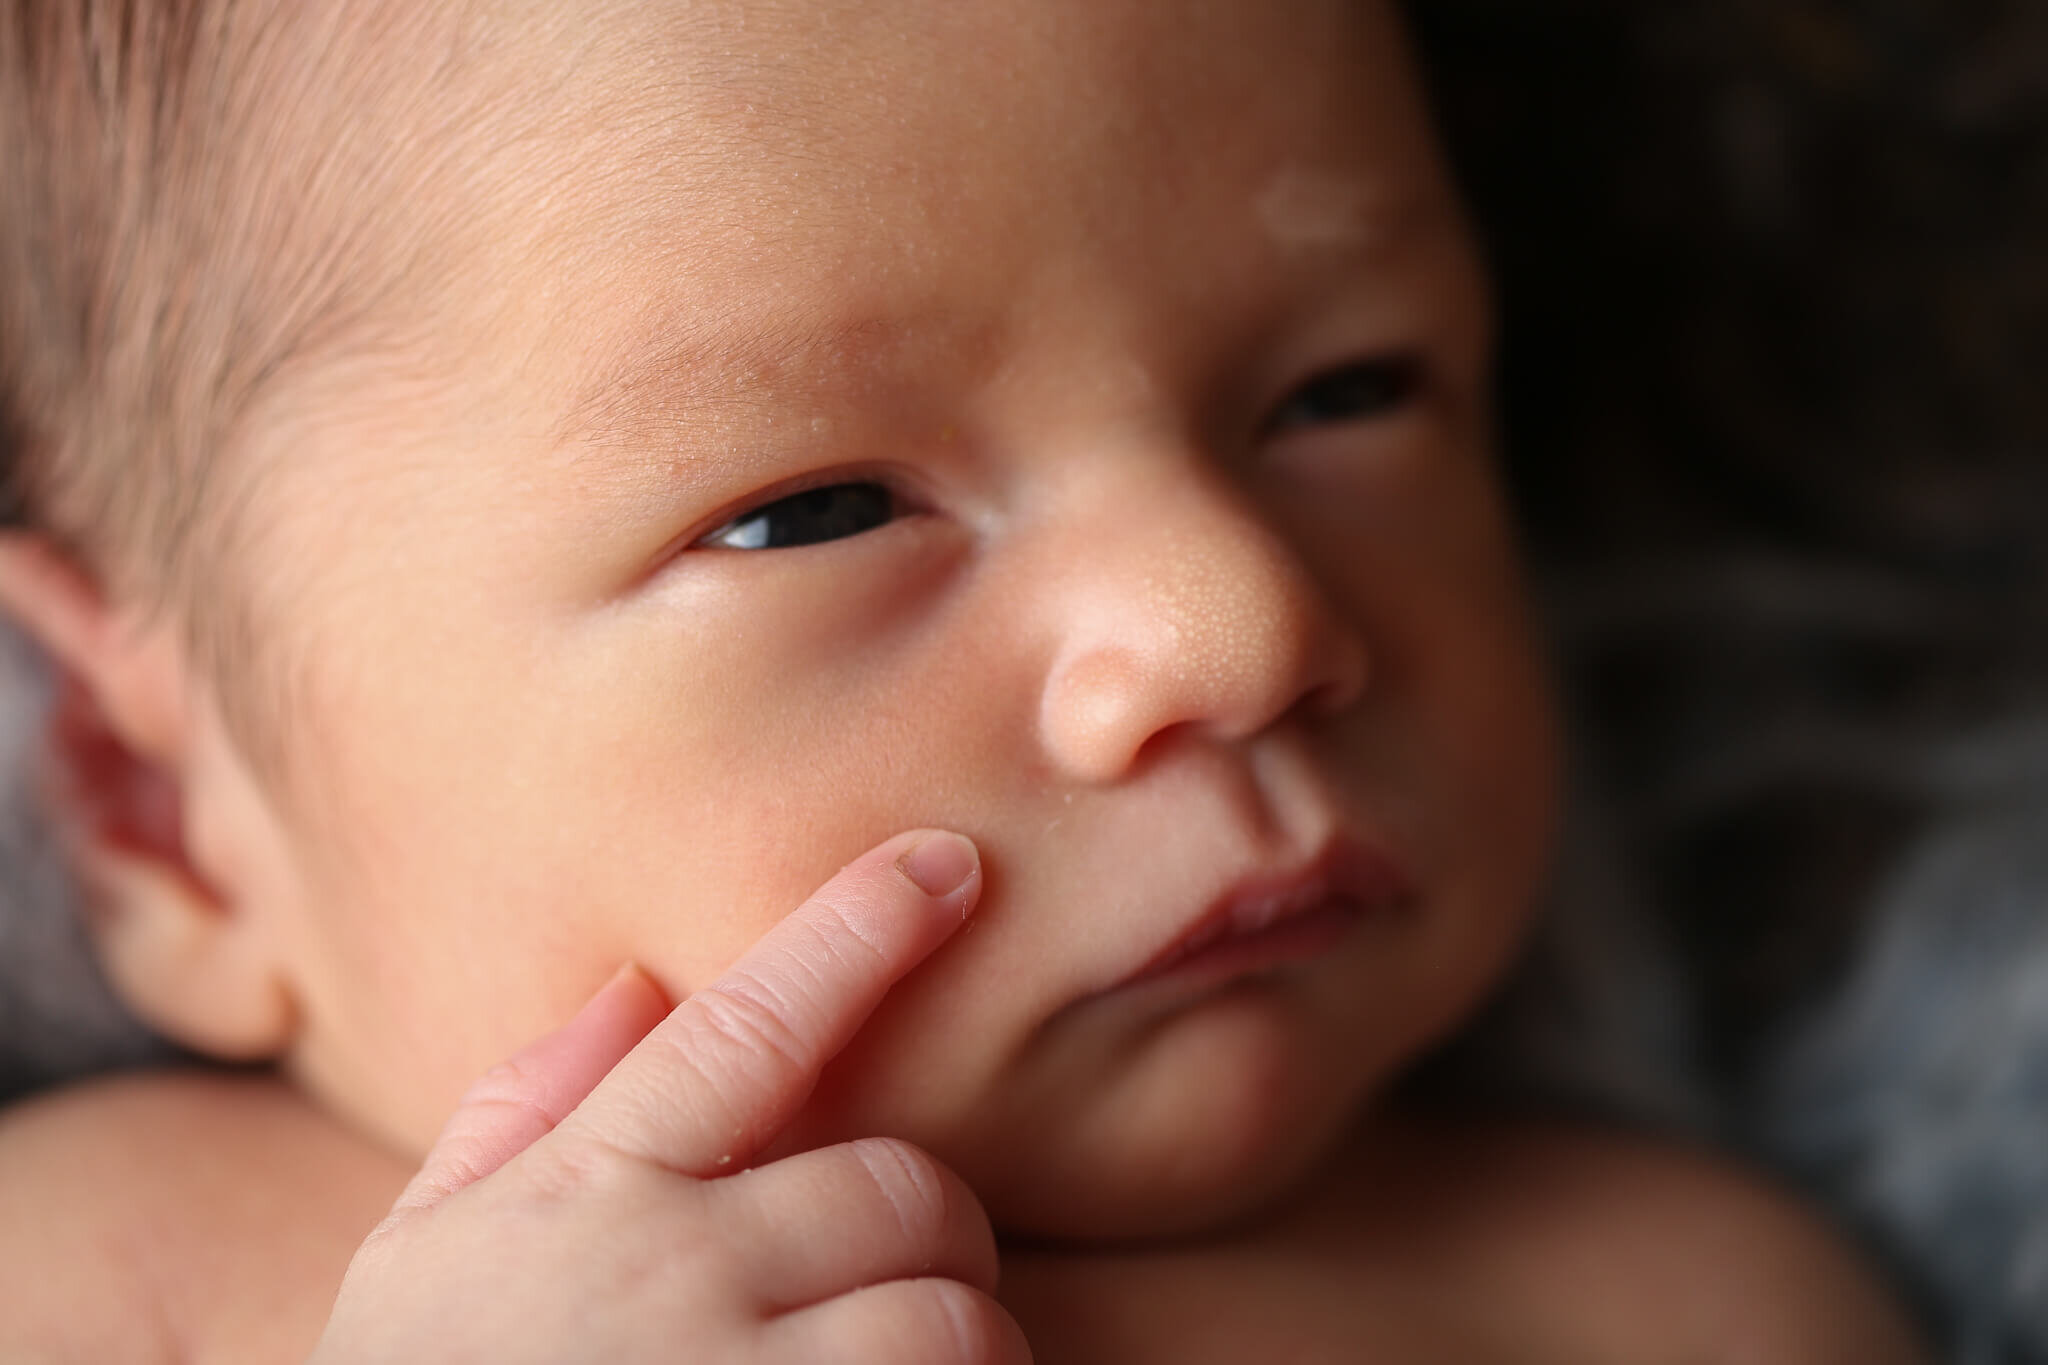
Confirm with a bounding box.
[974,988,1383,1242]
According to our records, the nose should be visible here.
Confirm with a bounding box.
[1034,468,1370,782]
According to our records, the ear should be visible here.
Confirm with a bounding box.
[0,531,294,1060]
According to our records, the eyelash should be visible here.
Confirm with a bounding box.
[1264,353,1425,436]
[693,355,1425,552]
[697,479,901,550]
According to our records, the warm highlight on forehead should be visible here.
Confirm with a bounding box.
[5,0,1434,585]
[529,0,1454,456]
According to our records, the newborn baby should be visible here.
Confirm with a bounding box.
[0,0,1924,1359]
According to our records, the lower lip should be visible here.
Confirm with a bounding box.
[1120,899,1363,995]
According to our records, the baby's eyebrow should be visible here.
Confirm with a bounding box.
[555,308,914,456]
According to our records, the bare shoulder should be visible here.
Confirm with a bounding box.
[1382,1116,1931,1365]
[0,1068,410,1364]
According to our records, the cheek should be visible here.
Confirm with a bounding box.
[1423,551,1559,910]
[547,601,1008,931]
[315,571,1004,1006]
[1315,447,1554,769]
[1419,546,1561,1005]
[1314,450,1559,918]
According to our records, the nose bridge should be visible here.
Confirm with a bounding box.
[1036,464,1368,781]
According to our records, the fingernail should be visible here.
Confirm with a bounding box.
[897,831,978,897]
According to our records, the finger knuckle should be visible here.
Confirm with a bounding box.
[518,1131,640,1206]
[683,982,813,1089]
[849,1136,953,1248]
[803,889,896,971]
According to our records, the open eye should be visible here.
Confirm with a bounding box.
[698,481,900,550]
[1266,354,1424,435]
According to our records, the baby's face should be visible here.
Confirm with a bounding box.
[228,0,1555,1236]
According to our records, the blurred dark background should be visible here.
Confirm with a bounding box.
[1404,3,2048,1359]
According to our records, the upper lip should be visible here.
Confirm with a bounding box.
[1121,836,1414,985]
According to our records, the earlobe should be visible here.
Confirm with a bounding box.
[0,530,297,1061]
[80,851,299,1060]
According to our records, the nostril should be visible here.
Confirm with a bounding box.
[1039,615,1367,783]
[1038,643,1158,782]
[1304,630,1371,719]
[1033,492,1372,781]
[1298,678,1351,722]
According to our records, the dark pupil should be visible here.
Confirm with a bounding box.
[1271,356,1421,432]
[723,482,894,548]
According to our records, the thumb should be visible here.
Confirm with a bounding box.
[389,963,672,1218]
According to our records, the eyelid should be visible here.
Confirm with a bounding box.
[1260,350,1430,439]
[684,464,927,551]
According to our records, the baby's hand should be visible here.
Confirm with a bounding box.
[309,830,1028,1364]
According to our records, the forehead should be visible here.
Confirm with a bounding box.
[259,0,1458,491]
[546,0,1430,179]
[473,0,1456,424]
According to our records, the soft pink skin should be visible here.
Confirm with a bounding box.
[158,0,1557,1240]
[310,832,1032,1365]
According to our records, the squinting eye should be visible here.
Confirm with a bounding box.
[699,481,899,550]
[1267,355,1424,434]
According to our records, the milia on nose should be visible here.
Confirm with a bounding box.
[1034,490,1371,782]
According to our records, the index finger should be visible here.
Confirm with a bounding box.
[556,829,982,1175]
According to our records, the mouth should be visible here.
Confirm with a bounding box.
[1114,839,1413,995]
